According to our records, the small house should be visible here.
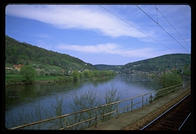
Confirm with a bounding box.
[13,64,24,71]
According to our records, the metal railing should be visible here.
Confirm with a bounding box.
[10,83,184,130]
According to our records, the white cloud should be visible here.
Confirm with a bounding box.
[35,33,50,39]
[57,43,158,58]
[6,5,148,38]
[58,43,118,53]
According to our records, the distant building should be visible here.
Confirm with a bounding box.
[68,70,72,74]
[13,64,24,71]
[5,67,13,70]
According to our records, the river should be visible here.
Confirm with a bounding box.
[5,74,160,129]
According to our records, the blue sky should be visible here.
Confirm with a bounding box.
[5,5,191,65]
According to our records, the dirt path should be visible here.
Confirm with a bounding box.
[86,88,191,130]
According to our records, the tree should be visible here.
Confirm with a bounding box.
[159,70,182,88]
[20,65,36,83]
[72,70,80,82]
[83,70,90,78]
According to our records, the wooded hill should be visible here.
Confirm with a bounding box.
[94,64,122,72]
[5,36,95,72]
[5,36,191,75]
[120,54,191,74]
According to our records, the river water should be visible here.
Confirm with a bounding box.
[5,75,160,129]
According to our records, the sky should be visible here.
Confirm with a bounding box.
[5,5,191,65]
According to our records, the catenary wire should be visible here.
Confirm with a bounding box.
[136,5,189,52]
[156,6,190,49]
[99,5,175,52]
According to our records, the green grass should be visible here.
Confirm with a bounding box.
[6,74,24,83]
[6,74,59,82]
[35,76,74,83]
[5,73,74,85]
[6,74,23,80]
[6,74,26,86]
[35,76,62,81]
[5,69,116,86]
[154,84,182,100]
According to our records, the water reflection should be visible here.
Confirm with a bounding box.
[5,75,158,128]
[6,81,83,109]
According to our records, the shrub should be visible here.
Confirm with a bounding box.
[159,70,182,88]
[183,64,191,76]
[103,88,120,120]
[71,90,98,111]
[20,65,36,83]
[72,71,80,82]
[104,88,120,104]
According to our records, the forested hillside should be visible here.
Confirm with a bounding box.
[5,36,95,71]
[94,64,122,72]
[121,54,191,74]
[5,36,191,75]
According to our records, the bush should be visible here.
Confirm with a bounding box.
[72,71,80,82]
[104,88,120,104]
[103,88,120,120]
[69,88,120,128]
[183,64,191,76]
[71,90,98,111]
[20,65,36,83]
[83,70,90,78]
[159,70,182,88]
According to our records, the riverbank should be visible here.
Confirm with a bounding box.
[6,74,156,129]
[5,73,116,87]
[6,74,64,86]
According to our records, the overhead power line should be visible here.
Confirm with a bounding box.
[99,5,138,34]
[136,5,189,52]
[155,5,158,24]
[99,5,174,51]
[156,6,189,47]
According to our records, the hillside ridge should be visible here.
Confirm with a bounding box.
[6,35,95,71]
[6,36,190,74]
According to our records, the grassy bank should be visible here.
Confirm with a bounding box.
[5,70,116,86]
[6,74,61,86]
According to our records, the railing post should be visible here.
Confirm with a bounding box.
[127,103,129,112]
[63,117,68,130]
[150,93,153,103]
[102,105,105,121]
[131,99,133,112]
[94,110,97,128]
[88,111,92,127]
[116,102,119,119]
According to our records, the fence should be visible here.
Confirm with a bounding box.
[10,83,184,130]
